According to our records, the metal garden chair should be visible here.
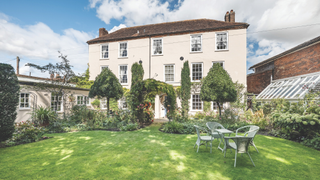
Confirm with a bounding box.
[223,136,255,167]
[193,125,214,153]
[206,122,226,149]
[235,125,260,153]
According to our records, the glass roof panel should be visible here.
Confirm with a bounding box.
[257,72,320,100]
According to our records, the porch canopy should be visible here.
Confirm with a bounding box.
[256,72,320,101]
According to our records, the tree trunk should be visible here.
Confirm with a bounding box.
[107,97,110,115]
[217,102,222,117]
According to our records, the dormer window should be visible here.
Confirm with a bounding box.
[152,38,163,55]
[119,42,128,57]
[216,32,228,50]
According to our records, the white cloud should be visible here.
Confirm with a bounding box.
[90,0,320,71]
[0,15,94,77]
[109,24,127,33]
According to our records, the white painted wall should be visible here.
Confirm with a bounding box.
[88,29,247,117]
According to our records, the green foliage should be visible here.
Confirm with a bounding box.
[240,109,269,130]
[230,81,247,112]
[301,135,320,150]
[89,68,124,113]
[131,62,144,87]
[91,99,100,108]
[70,65,94,89]
[0,63,20,142]
[271,111,320,140]
[120,123,139,131]
[181,61,191,118]
[5,121,47,146]
[200,63,237,116]
[130,78,176,123]
[203,101,211,112]
[31,106,57,125]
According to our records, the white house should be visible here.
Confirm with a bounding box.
[87,10,249,118]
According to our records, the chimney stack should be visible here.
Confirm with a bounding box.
[229,9,235,22]
[16,56,20,75]
[224,11,230,22]
[99,28,108,37]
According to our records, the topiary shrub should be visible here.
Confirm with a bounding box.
[0,63,20,142]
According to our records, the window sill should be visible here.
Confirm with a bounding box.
[118,57,128,59]
[215,49,229,52]
[100,58,109,60]
[165,81,176,84]
[191,80,201,82]
[19,108,31,111]
[121,83,129,86]
[152,54,163,56]
[190,51,203,54]
[190,109,203,112]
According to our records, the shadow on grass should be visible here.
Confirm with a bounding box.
[1,124,320,179]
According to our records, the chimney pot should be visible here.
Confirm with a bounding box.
[229,10,235,22]
[225,11,230,22]
[99,28,108,37]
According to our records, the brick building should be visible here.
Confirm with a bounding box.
[247,35,320,95]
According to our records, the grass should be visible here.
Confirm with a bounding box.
[1,124,320,180]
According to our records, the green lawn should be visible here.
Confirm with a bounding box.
[1,124,320,180]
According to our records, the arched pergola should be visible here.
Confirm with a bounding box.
[130,79,176,122]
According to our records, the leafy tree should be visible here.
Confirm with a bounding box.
[200,63,237,117]
[89,68,123,114]
[27,52,76,118]
[180,61,191,118]
[70,64,94,89]
[0,63,20,142]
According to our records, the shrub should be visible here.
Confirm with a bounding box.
[6,121,46,146]
[240,109,269,130]
[120,123,139,131]
[301,136,320,150]
[31,106,57,126]
[271,112,320,140]
[91,99,100,109]
[0,63,20,142]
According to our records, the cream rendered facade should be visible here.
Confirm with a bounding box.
[89,29,247,118]
[16,76,91,123]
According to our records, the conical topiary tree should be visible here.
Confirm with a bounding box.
[200,63,237,117]
[181,61,191,118]
[89,68,123,114]
[0,63,20,142]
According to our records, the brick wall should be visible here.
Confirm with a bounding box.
[274,43,320,79]
[247,70,272,94]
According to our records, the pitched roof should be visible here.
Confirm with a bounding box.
[87,19,249,44]
[249,35,320,70]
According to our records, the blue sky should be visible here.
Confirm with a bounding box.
[1,0,320,77]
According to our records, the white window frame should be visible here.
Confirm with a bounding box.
[77,95,90,105]
[100,65,109,73]
[119,42,128,58]
[19,93,30,109]
[100,98,107,109]
[191,94,203,111]
[51,93,63,112]
[152,38,163,55]
[190,34,202,53]
[191,62,203,82]
[212,61,225,69]
[119,97,128,109]
[215,32,228,51]
[100,44,109,59]
[163,64,175,83]
[119,65,128,85]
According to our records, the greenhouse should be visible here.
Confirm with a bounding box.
[256,71,320,101]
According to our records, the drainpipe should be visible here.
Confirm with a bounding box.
[16,56,20,75]
[149,36,151,78]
